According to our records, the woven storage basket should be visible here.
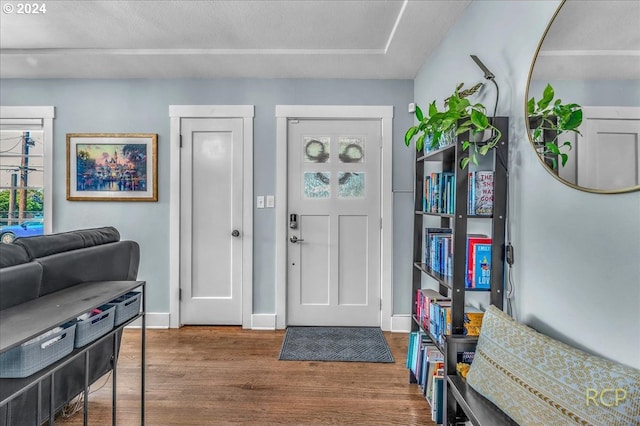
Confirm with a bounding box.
[110,291,141,326]
[74,304,115,348]
[0,322,76,378]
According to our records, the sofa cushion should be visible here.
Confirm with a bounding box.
[466,305,640,426]
[0,263,42,310]
[14,226,120,260]
[0,243,30,268]
[37,241,140,296]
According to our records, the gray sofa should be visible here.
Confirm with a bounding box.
[0,226,140,425]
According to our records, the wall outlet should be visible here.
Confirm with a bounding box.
[266,195,275,208]
[408,102,416,113]
[257,196,265,209]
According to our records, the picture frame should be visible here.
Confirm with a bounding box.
[66,133,158,201]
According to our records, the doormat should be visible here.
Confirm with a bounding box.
[278,326,394,363]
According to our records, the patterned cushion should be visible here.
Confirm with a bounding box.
[466,305,640,426]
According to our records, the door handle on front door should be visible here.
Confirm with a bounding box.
[232,230,240,237]
[289,235,304,243]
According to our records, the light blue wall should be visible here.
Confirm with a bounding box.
[0,79,416,316]
[414,1,640,369]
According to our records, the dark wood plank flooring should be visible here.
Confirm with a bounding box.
[55,327,434,425]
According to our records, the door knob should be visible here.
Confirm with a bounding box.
[289,235,304,243]
[232,230,240,237]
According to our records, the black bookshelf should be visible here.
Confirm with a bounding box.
[409,117,509,424]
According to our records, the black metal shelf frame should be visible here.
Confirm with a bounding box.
[0,280,146,426]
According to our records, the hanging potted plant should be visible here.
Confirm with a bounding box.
[405,83,501,169]
[527,83,583,170]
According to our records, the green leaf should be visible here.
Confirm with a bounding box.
[563,110,583,130]
[470,110,489,129]
[471,153,479,166]
[538,83,554,110]
[560,153,569,167]
[460,157,470,169]
[546,142,561,155]
[462,140,470,150]
[404,126,417,146]
[479,144,491,155]
[415,105,424,122]
[428,101,438,117]
[416,134,425,152]
[527,98,535,115]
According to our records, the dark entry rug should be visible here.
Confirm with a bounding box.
[278,326,395,363]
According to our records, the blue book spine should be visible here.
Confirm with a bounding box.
[473,243,492,289]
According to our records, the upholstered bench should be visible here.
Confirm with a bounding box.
[465,305,640,426]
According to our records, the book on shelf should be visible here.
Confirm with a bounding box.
[429,300,451,346]
[445,306,484,336]
[465,235,491,288]
[456,351,476,379]
[427,359,444,400]
[468,170,494,216]
[472,243,492,290]
[431,372,444,424]
[424,172,455,214]
[407,331,443,393]
[424,228,453,277]
[415,289,449,332]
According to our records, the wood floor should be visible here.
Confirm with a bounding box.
[54,327,434,425]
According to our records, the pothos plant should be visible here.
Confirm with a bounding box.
[404,83,501,169]
[527,83,583,170]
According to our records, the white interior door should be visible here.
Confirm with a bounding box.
[180,118,243,324]
[287,119,381,326]
[577,107,640,190]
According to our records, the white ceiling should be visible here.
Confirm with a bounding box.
[0,0,471,79]
[1,0,637,81]
[532,0,640,81]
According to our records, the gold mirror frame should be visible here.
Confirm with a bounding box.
[525,0,640,194]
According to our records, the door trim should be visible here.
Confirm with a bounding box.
[275,105,394,330]
[169,105,254,328]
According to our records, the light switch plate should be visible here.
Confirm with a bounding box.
[257,196,265,209]
[266,195,275,208]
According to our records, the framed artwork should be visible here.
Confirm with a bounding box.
[66,133,158,201]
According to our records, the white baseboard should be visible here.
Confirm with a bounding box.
[390,314,411,333]
[126,312,170,329]
[251,314,277,330]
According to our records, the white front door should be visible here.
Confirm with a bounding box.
[180,118,243,324]
[287,119,381,326]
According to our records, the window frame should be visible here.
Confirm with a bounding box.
[0,106,55,235]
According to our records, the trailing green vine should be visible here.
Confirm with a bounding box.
[527,83,583,169]
[405,83,501,169]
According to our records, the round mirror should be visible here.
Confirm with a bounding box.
[526,0,640,193]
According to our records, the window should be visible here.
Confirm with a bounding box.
[0,107,54,243]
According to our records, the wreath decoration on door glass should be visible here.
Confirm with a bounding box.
[304,139,363,185]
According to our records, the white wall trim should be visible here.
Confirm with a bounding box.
[274,105,394,330]
[251,314,277,330]
[390,315,411,333]
[169,105,254,329]
[0,106,55,235]
[581,106,640,120]
[126,312,170,329]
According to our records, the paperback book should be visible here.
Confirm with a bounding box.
[468,171,494,216]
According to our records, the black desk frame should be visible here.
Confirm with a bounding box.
[0,280,146,425]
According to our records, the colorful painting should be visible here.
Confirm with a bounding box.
[67,134,157,201]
